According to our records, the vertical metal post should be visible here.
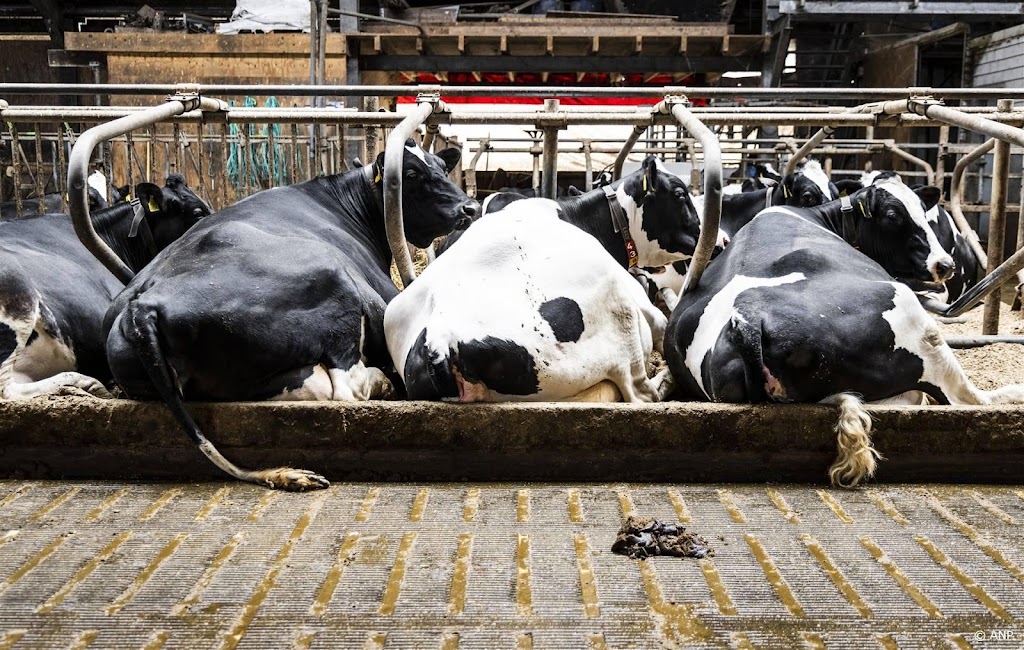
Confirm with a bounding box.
[531,140,541,193]
[983,99,1014,335]
[582,139,593,191]
[936,125,949,198]
[363,94,380,163]
[33,123,45,213]
[541,98,560,200]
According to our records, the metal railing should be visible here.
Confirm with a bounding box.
[2,84,1023,333]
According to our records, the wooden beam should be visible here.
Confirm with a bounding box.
[360,54,760,73]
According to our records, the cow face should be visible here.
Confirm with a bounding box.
[784,160,837,208]
[134,174,211,250]
[375,140,479,249]
[855,175,953,284]
[621,156,706,267]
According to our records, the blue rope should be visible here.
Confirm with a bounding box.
[228,97,284,190]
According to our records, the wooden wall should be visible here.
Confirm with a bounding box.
[61,32,349,208]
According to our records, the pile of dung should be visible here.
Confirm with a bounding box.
[612,516,714,560]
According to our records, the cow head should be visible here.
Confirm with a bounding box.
[852,174,953,284]
[619,156,714,267]
[781,159,838,208]
[374,139,479,249]
[133,174,211,250]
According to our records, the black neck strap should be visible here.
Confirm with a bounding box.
[604,185,638,268]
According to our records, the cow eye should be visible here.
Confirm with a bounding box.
[674,188,686,199]
[406,170,419,180]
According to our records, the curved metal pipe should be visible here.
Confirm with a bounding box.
[886,143,935,186]
[784,125,834,175]
[666,101,721,294]
[950,139,993,264]
[612,124,647,181]
[68,95,226,283]
[919,244,1024,317]
[384,98,442,287]
[422,123,440,152]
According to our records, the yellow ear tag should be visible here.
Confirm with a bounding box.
[858,201,868,218]
[148,196,160,213]
[642,174,647,192]
[783,184,790,198]
[374,168,382,184]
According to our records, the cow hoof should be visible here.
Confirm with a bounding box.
[260,468,330,492]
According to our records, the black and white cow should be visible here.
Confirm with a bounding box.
[103,141,477,491]
[857,170,984,303]
[929,203,984,302]
[1,176,209,400]
[640,160,837,304]
[712,159,839,237]
[664,173,1024,487]
[385,156,708,403]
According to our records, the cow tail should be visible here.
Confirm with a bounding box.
[826,392,881,488]
[122,300,328,491]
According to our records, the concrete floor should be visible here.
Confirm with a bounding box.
[0,481,1022,649]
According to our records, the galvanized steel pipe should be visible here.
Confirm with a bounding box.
[14,83,1024,100]
[983,99,1014,334]
[665,100,722,293]
[612,124,648,181]
[950,139,993,264]
[784,126,834,175]
[385,98,441,287]
[68,95,226,283]
[886,143,935,187]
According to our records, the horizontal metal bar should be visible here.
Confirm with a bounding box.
[5,106,1024,128]
[6,83,1024,100]
[360,55,761,74]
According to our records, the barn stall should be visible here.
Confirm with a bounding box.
[2,4,1024,646]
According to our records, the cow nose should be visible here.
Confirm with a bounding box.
[934,257,955,282]
[460,201,480,220]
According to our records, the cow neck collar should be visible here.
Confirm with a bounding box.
[839,194,869,249]
[603,185,639,268]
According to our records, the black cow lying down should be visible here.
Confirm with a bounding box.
[104,141,478,490]
[0,176,209,399]
[665,173,1024,487]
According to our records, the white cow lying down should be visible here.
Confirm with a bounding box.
[385,201,673,402]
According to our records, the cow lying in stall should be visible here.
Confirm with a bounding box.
[103,141,478,490]
[664,173,1024,487]
[0,176,209,399]
[385,156,716,403]
[643,159,841,309]
[857,171,984,303]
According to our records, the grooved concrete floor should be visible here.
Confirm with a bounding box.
[0,481,1022,649]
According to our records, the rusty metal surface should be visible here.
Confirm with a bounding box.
[0,481,1022,649]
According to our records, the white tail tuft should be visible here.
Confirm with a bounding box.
[828,393,881,488]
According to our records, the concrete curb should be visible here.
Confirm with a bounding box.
[2,396,1023,483]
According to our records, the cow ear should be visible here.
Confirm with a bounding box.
[914,186,941,211]
[134,182,164,214]
[782,173,795,198]
[567,185,582,196]
[759,175,779,188]
[435,147,461,173]
[642,156,658,194]
[834,179,863,197]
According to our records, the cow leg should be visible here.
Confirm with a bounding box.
[819,392,880,488]
[871,391,930,406]
[1,299,112,400]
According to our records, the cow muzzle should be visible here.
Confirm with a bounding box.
[458,200,480,224]
[932,255,955,283]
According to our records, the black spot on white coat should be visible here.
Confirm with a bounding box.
[539,297,585,343]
